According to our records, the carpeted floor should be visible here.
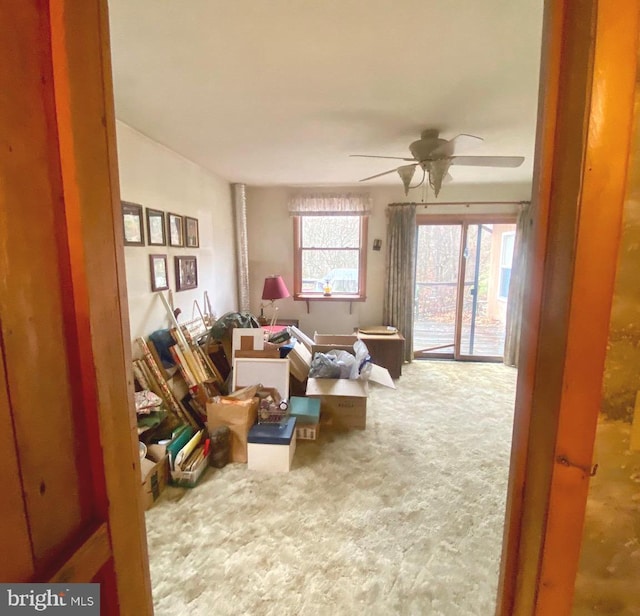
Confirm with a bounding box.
[145,360,517,616]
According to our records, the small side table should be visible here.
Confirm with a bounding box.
[356,331,405,379]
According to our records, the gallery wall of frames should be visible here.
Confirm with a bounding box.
[122,201,200,293]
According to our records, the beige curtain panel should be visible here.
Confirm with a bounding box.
[383,204,417,362]
[504,202,532,367]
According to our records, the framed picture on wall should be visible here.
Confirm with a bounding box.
[146,208,166,246]
[175,255,198,291]
[185,216,199,247]
[121,201,145,246]
[149,254,169,291]
[167,213,184,247]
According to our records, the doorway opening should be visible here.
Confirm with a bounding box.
[413,215,517,361]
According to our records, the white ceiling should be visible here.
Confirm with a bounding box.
[108,1,543,188]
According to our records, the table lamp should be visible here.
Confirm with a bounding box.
[261,275,290,327]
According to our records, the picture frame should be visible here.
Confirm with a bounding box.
[185,216,199,248]
[146,208,166,246]
[167,213,184,247]
[175,255,198,291]
[149,254,169,292]
[122,201,145,246]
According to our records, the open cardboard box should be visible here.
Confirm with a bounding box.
[311,333,359,358]
[140,443,169,510]
[288,335,395,430]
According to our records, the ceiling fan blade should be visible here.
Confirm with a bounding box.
[431,133,483,156]
[350,154,415,161]
[450,155,525,168]
[359,167,403,182]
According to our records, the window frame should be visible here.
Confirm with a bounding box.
[292,215,368,301]
[498,231,515,300]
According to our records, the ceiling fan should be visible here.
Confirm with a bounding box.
[350,129,524,197]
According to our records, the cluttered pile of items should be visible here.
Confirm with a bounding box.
[135,310,395,509]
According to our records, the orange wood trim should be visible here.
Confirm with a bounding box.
[496,1,576,613]
[497,1,640,614]
[1,1,91,568]
[49,1,153,613]
[534,1,640,613]
[49,524,111,584]
[0,330,34,581]
[48,0,108,525]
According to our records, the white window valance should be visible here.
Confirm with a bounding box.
[288,193,371,217]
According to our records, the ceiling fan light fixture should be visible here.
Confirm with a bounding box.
[353,129,524,197]
[428,159,451,198]
[397,164,417,196]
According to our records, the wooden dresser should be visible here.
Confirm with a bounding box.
[356,331,405,379]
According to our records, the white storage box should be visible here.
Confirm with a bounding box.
[247,417,297,472]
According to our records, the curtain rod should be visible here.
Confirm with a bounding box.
[388,200,530,207]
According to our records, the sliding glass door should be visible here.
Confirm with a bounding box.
[413,224,462,357]
[413,217,516,361]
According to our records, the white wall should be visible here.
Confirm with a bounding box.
[116,121,238,346]
[246,182,531,336]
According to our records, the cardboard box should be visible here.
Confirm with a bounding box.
[247,417,297,472]
[295,422,319,440]
[288,334,395,431]
[288,341,312,383]
[313,333,359,346]
[140,447,169,510]
[306,378,368,430]
[206,395,259,463]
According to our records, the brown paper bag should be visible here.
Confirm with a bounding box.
[206,396,258,463]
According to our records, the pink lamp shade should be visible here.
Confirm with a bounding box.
[262,275,290,301]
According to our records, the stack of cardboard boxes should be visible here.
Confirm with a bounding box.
[140,329,396,501]
[289,333,395,431]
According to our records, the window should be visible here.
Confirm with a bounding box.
[293,215,368,299]
[498,231,515,299]
[290,193,370,300]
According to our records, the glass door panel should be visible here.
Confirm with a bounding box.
[413,224,462,356]
[459,223,516,358]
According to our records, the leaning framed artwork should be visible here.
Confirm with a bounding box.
[149,254,169,291]
[146,208,166,246]
[167,213,184,247]
[121,201,145,246]
[185,216,199,248]
[175,255,198,291]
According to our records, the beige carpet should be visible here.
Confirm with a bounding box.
[145,360,517,615]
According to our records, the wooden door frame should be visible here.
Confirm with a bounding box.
[0,0,152,612]
[497,1,640,614]
[49,1,153,612]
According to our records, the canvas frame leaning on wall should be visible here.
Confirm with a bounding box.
[175,255,198,291]
[121,201,145,246]
[149,254,169,292]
